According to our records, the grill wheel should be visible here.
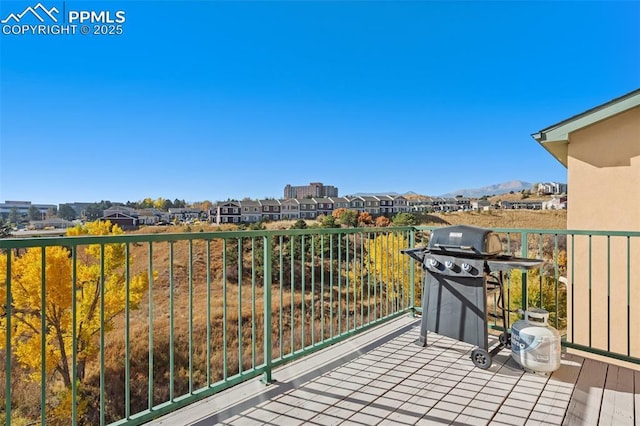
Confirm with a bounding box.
[471,348,492,370]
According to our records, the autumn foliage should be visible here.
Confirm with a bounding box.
[0,221,150,421]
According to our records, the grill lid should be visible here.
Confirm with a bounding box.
[428,225,502,257]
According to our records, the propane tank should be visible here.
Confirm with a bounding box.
[511,308,561,374]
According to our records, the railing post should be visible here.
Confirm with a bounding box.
[409,228,416,317]
[262,235,273,384]
[521,231,528,311]
[5,253,12,426]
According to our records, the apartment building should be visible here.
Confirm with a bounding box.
[283,182,338,199]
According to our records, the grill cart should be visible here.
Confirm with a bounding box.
[403,225,543,369]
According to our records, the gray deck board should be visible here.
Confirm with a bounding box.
[563,358,608,425]
[148,316,639,426]
[598,364,635,425]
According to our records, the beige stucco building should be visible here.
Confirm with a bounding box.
[533,88,640,361]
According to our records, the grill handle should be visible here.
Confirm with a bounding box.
[433,243,476,252]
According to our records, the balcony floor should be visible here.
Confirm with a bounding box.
[149,316,640,426]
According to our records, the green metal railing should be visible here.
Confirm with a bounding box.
[0,227,417,425]
[1,225,639,425]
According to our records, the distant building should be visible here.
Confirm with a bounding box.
[0,200,57,219]
[284,182,338,199]
[536,182,567,195]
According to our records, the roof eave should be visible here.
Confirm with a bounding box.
[532,88,640,168]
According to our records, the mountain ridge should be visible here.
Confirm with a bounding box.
[439,180,534,198]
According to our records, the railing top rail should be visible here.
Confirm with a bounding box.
[0,226,417,249]
[2,226,640,250]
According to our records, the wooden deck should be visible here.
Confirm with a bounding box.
[149,316,640,426]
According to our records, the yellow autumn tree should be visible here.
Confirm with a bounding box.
[0,220,150,390]
[366,232,421,303]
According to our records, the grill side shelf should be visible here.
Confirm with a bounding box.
[486,257,544,271]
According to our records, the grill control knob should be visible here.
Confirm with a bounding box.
[445,260,455,270]
[461,263,472,272]
[428,258,439,268]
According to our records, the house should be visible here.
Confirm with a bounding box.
[499,200,543,210]
[29,218,74,230]
[239,200,262,223]
[471,199,492,210]
[137,208,170,225]
[328,197,351,211]
[100,206,139,230]
[542,196,567,210]
[215,201,241,224]
[532,87,640,358]
[259,199,281,222]
[280,198,300,220]
[312,198,334,218]
[168,208,202,223]
[359,196,381,216]
[391,195,409,214]
[298,199,318,219]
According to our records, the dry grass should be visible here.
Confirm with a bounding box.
[420,209,566,230]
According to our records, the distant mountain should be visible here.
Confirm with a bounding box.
[439,180,534,198]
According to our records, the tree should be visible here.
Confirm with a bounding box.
[59,204,77,221]
[391,212,415,226]
[8,207,20,224]
[358,212,374,227]
[28,205,42,221]
[162,198,174,211]
[366,232,421,302]
[318,214,339,228]
[375,216,390,227]
[0,220,150,403]
[332,208,358,227]
[291,219,307,229]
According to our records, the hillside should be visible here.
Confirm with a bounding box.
[439,180,534,198]
[419,209,566,230]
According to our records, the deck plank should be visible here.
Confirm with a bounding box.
[597,364,635,425]
[145,317,640,426]
[526,352,582,425]
[563,357,608,425]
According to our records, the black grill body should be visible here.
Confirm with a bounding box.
[403,225,542,369]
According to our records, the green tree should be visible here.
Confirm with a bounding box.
[318,214,339,228]
[28,205,42,221]
[391,212,415,226]
[8,207,20,224]
[332,208,358,227]
[291,219,307,229]
[58,204,77,221]
[162,199,174,211]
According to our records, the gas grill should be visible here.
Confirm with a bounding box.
[402,225,543,369]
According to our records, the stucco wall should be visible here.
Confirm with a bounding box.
[565,105,640,358]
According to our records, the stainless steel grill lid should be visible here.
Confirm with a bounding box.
[428,224,502,257]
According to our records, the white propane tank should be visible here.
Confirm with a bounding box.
[511,308,561,374]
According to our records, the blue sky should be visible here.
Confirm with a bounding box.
[1,1,639,205]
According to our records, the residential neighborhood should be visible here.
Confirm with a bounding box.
[0,180,567,231]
